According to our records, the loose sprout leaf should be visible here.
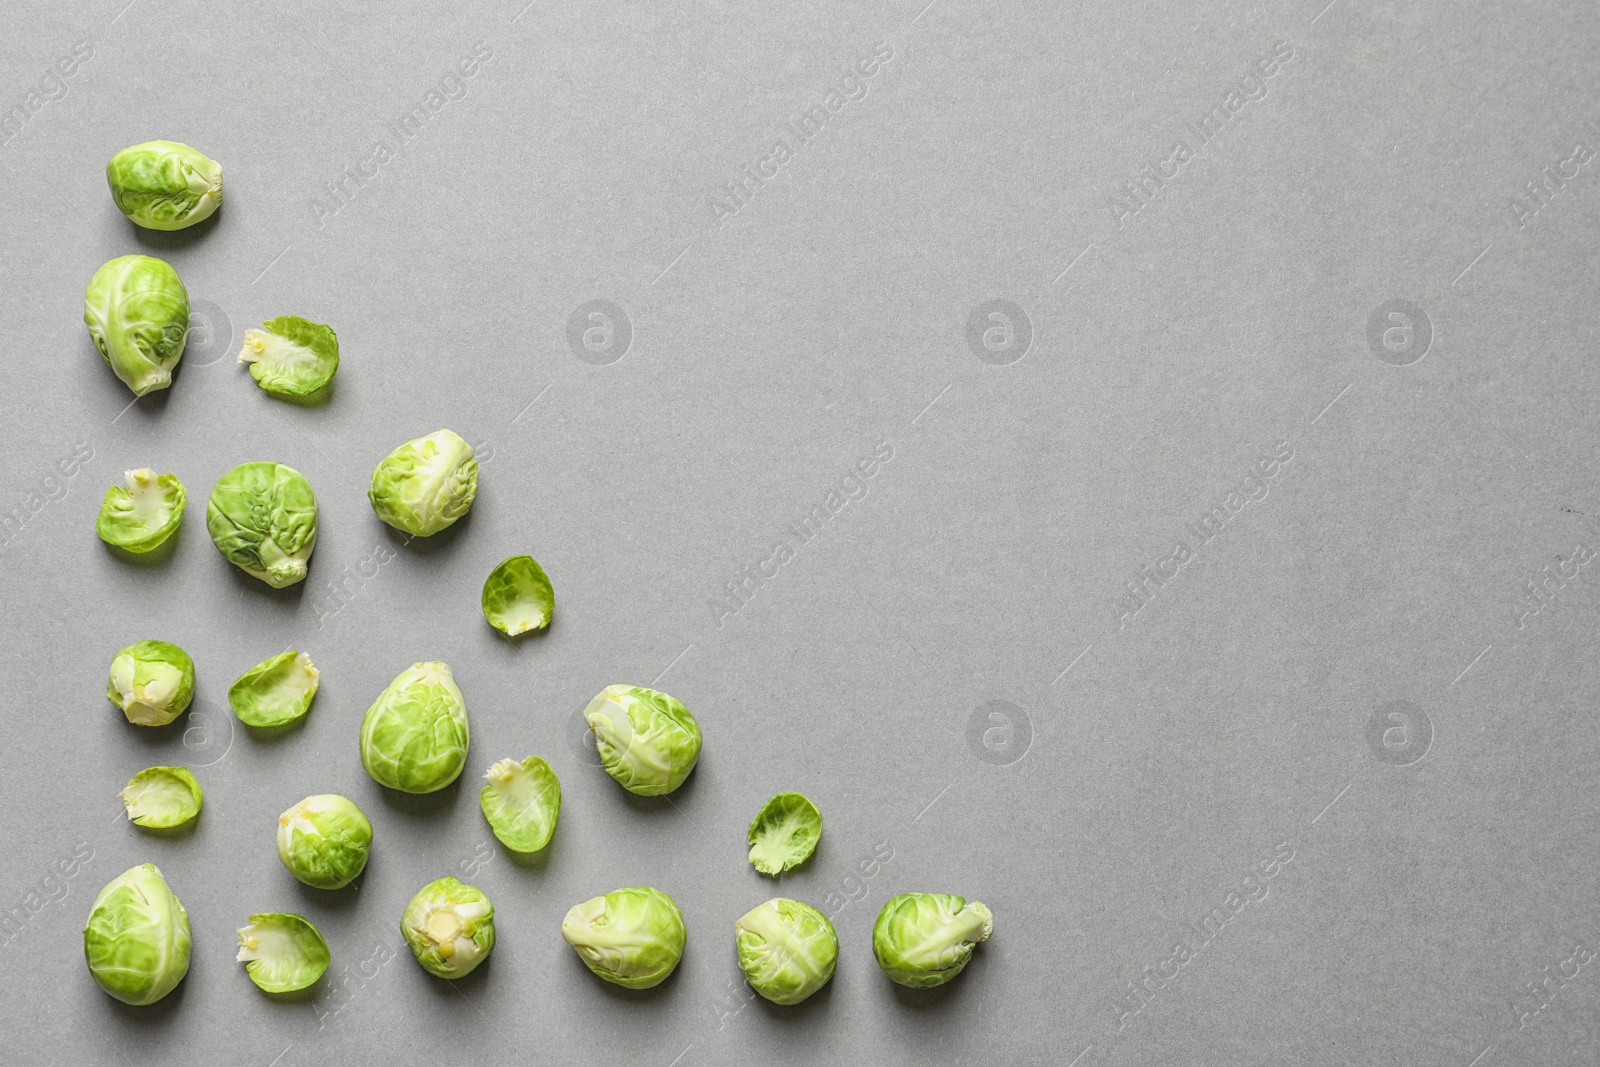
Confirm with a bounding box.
[871,893,994,988]
[735,897,838,1004]
[401,878,495,979]
[582,685,702,796]
[479,756,561,852]
[206,462,318,588]
[560,887,686,989]
[236,913,329,993]
[120,766,202,828]
[106,640,195,727]
[747,792,822,875]
[359,662,470,794]
[237,316,339,397]
[83,254,189,396]
[368,429,478,537]
[83,864,192,1005]
[276,794,372,890]
[106,141,222,231]
[96,469,186,552]
[229,650,319,727]
[480,555,555,636]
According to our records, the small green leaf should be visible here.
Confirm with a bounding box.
[479,756,561,852]
[237,913,330,993]
[229,650,319,728]
[120,767,202,828]
[238,316,339,397]
[96,469,186,552]
[481,555,554,635]
[747,791,822,875]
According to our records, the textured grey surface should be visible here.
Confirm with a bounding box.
[3,0,1600,1063]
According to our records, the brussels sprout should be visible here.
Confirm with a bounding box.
[106,140,222,230]
[96,469,186,553]
[229,650,319,728]
[207,462,318,588]
[237,316,339,397]
[561,886,686,989]
[84,254,189,396]
[368,429,478,537]
[359,662,470,793]
[83,863,191,1005]
[107,640,195,727]
[583,685,701,796]
[479,756,560,853]
[120,767,202,828]
[735,898,838,1005]
[480,555,554,636]
[872,893,993,988]
[237,913,329,993]
[276,794,372,890]
[747,792,822,876]
[402,877,495,979]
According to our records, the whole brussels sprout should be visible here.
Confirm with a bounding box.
[277,794,372,889]
[479,756,560,853]
[747,791,822,875]
[735,898,838,1004]
[106,140,222,230]
[229,650,319,728]
[872,893,993,988]
[83,863,191,1005]
[368,429,478,537]
[84,254,189,396]
[107,640,195,726]
[561,886,686,989]
[237,913,329,993]
[207,462,318,588]
[359,662,470,793]
[402,877,495,979]
[480,555,554,635]
[96,469,186,553]
[583,685,701,796]
[237,316,339,397]
[120,766,203,828]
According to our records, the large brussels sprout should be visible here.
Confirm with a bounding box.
[583,685,701,796]
[735,898,838,1005]
[359,662,470,793]
[83,863,191,1005]
[84,254,189,396]
[120,766,202,828]
[237,913,329,993]
[206,462,318,588]
[237,316,339,397]
[228,650,319,728]
[561,886,686,989]
[96,469,186,553]
[107,640,195,727]
[402,877,495,979]
[747,792,822,875]
[479,756,560,853]
[872,893,993,988]
[480,555,554,636]
[106,140,222,230]
[277,794,372,890]
[368,429,478,537]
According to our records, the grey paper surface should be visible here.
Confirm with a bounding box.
[3,0,1599,1063]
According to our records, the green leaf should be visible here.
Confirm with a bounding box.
[120,766,202,828]
[747,791,822,875]
[237,913,330,993]
[480,555,555,635]
[96,469,186,552]
[479,756,560,852]
[238,316,339,397]
[229,650,319,727]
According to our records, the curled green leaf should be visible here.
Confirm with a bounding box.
[120,766,202,828]
[238,316,339,397]
[479,756,561,853]
[237,913,329,993]
[228,650,319,728]
[481,555,554,636]
[96,469,186,552]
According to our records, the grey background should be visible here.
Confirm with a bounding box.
[2,0,1598,1063]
